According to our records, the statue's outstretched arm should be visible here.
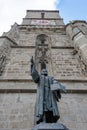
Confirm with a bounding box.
[30,56,40,83]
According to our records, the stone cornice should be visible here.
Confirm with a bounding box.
[66,20,87,27]
[18,25,65,31]
[0,80,87,93]
[0,79,87,82]
[11,46,74,49]
[0,36,18,46]
[27,10,59,13]
[22,18,63,20]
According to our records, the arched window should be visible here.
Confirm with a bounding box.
[36,34,48,46]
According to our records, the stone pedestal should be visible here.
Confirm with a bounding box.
[32,122,69,130]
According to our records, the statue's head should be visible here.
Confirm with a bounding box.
[41,69,48,76]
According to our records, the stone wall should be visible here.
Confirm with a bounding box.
[59,93,87,130]
[0,93,35,130]
[0,91,86,130]
[0,37,12,58]
[1,46,87,80]
[51,34,73,47]
[3,23,20,44]
[1,48,35,79]
[18,30,68,47]
[24,10,61,19]
[52,48,87,80]
[66,21,87,67]
[0,37,13,76]
[18,32,36,46]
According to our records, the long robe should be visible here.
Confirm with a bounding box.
[31,64,61,124]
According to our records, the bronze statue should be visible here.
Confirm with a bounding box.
[30,57,66,124]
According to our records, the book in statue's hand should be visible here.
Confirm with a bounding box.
[51,83,67,93]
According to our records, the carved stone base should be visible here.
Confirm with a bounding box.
[32,122,69,130]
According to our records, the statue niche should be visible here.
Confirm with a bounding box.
[35,34,51,72]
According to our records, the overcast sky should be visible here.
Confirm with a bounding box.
[0,0,87,35]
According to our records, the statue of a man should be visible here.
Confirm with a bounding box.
[30,57,66,124]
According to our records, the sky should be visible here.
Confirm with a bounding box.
[0,0,87,35]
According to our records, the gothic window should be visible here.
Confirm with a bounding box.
[36,34,48,46]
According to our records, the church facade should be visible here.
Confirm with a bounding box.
[0,10,87,130]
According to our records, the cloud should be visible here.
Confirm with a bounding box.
[0,0,60,35]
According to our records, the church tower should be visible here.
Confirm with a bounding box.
[0,10,87,130]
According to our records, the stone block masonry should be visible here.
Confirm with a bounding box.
[0,93,35,129]
[52,48,87,80]
[1,48,35,79]
[0,92,86,130]
[0,36,16,76]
